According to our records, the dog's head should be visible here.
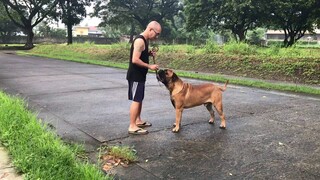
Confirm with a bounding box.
[156,69,179,87]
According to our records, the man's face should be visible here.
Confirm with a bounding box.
[150,28,161,39]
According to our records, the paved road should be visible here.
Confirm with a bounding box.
[0,51,319,179]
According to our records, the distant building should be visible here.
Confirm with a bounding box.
[73,26,104,37]
[266,29,320,43]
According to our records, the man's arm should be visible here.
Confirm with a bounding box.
[132,39,159,70]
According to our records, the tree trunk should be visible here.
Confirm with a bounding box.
[24,27,34,49]
[283,29,295,47]
[283,29,289,47]
[287,34,295,47]
[129,23,135,43]
[66,0,73,45]
[238,31,246,42]
[67,23,73,44]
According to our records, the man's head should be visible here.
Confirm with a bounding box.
[145,21,162,40]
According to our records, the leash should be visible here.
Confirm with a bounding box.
[151,46,159,74]
[151,46,162,87]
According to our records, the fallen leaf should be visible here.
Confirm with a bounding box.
[102,164,113,172]
[107,159,116,164]
[114,159,121,166]
[121,163,129,168]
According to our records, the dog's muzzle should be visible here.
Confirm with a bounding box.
[156,69,166,82]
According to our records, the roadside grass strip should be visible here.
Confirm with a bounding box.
[175,71,320,95]
[18,43,320,96]
[0,91,110,180]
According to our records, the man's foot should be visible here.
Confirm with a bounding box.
[128,128,148,135]
[136,121,152,128]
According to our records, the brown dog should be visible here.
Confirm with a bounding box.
[156,69,228,133]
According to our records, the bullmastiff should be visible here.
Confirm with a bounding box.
[156,69,228,133]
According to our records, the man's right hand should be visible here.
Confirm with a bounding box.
[148,64,159,70]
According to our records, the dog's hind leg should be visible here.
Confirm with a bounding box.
[213,101,226,129]
[205,103,215,124]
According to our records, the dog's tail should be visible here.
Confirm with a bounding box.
[219,80,229,92]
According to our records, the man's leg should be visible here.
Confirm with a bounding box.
[135,102,143,124]
[127,81,148,134]
[129,101,142,131]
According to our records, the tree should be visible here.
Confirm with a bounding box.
[0,3,19,43]
[1,0,58,48]
[184,0,263,42]
[266,0,320,47]
[52,0,92,44]
[93,0,182,42]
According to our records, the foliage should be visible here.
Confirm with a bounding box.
[106,146,137,162]
[263,0,320,47]
[0,3,20,43]
[35,21,66,38]
[1,0,58,48]
[92,0,182,41]
[184,0,263,42]
[246,28,266,45]
[51,0,92,44]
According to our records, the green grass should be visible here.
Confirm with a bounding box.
[175,71,320,95]
[0,91,111,180]
[17,43,320,95]
[107,146,137,162]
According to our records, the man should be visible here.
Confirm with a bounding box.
[126,21,161,135]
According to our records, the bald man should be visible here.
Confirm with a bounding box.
[126,21,162,135]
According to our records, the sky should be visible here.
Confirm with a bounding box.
[79,16,101,27]
[79,5,102,27]
[53,4,102,28]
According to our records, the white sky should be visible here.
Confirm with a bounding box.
[79,5,102,27]
[53,4,102,28]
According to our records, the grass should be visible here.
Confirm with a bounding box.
[0,91,111,180]
[107,146,137,162]
[17,43,319,95]
[176,71,319,95]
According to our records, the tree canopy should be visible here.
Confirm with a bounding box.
[265,0,320,47]
[52,0,92,44]
[93,0,182,42]
[1,0,58,48]
[184,0,320,46]
[185,0,263,42]
[0,3,19,43]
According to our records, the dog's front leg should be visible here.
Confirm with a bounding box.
[173,108,183,133]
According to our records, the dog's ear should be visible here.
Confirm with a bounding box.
[166,69,173,77]
[172,72,179,82]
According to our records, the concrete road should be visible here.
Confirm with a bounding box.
[0,51,319,179]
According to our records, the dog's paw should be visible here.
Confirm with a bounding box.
[219,125,226,129]
[208,120,214,124]
[172,127,180,133]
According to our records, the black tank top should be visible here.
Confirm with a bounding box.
[126,35,149,82]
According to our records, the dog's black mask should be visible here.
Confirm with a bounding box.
[156,69,167,84]
[156,69,179,87]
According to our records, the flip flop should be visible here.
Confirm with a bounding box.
[128,128,148,135]
[137,122,152,128]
